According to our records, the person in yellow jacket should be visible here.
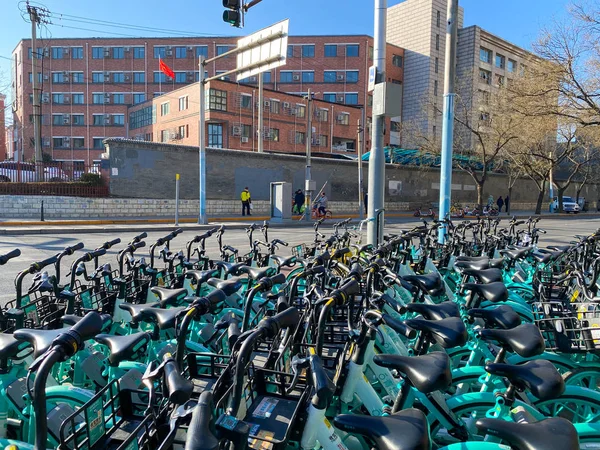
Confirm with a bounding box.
[240,186,252,216]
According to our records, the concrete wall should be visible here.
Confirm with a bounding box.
[105,139,600,208]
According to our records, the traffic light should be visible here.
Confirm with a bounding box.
[223,0,243,28]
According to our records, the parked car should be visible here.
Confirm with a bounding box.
[0,161,69,182]
[550,196,580,213]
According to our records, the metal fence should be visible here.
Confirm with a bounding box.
[0,161,100,183]
[0,182,109,197]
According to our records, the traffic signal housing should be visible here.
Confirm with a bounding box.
[223,0,243,28]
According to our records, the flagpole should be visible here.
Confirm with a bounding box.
[159,57,162,96]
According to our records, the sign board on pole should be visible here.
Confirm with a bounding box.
[236,19,289,81]
[368,65,377,92]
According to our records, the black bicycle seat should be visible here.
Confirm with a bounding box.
[475,417,579,450]
[214,261,246,276]
[403,272,444,296]
[0,333,26,362]
[334,408,430,450]
[468,305,521,329]
[237,265,275,281]
[548,244,571,252]
[206,277,243,296]
[270,255,297,268]
[531,252,552,264]
[501,247,533,260]
[150,286,188,307]
[479,323,545,357]
[485,359,565,401]
[405,317,468,349]
[95,331,151,366]
[119,302,160,323]
[455,260,490,271]
[13,328,66,359]
[463,282,509,303]
[461,268,503,284]
[62,313,113,330]
[373,352,451,393]
[405,301,460,320]
[185,269,219,285]
[140,306,187,331]
[456,255,489,261]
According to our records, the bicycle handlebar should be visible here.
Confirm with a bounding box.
[0,249,21,265]
[101,238,121,250]
[30,254,59,273]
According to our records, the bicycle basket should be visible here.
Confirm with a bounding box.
[4,291,67,330]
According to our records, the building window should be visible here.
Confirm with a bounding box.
[324,44,337,57]
[28,72,42,83]
[53,137,67,148]
[52,73,65,84]
[160,130,169,143]
[242,124,252,138]
[133,93,146,104]
[302,45,315,58]
[92,93,104,104]
[72,94,84,104]
[280,71,293,83]
[323,93,336,103]
[295,131,306,144]
[72,47,83,59]
[160,102,170,116]
[92,47,104,59]
[495,54,505,69]
[133,47,145,59]
[134,72,145,83]
[72,114,84,126]
[316,108,329,122]
[323,71,336,83]
[436,10,441,27]
[178,125,187,139]
[296,105,306,118]
[51,47,63,59]
[196,46,208,58]
[479,90,490,104]
[270,100,280,114]
[368,94,373,106]
[208,124,223,148]
[435,34,440,51]
[92,72,103,83]
[262,71,272,83]
[52,93,64,104]
[435,57,439,73]
[240,94,252,109]
[154,72,167,83]
[345,93,358,105]
[302,71,314,83]
[346,71,359,83]
[208,89,227,111]
[72,72,84,83]
[113,114,125,126]
[433,125,437,136]
[507,59,517,73]
[216,45,230,56]
[480,47,492,63]
[287,45,294,58]
[434,79,438,96]
[271,129,280,142]
[113,72,125,83]
[154,47,166,59]
[52,115,64,126]
[337,113,349,125]
[93,114,104,126]
[479,69,491,84]
[129,105,156,129]
[520,64,527,76]
[113,47,124,59]
[496,74,505,86]
[179,96,188,111]
[93,138,104,149]
[72,138,85,148]
[175,47,187,58]
[346,44,359,57]
[113,94,125,104]
[316,135,327,147]
[392,55,403,67]
[175,72,187,83]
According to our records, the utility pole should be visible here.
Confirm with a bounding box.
[367,0,387,245]
[198,58,207,224]
[258,73,264,152]
[437,0,459,243]
[304,89,313,222]
[27,3,43,180]
[357,118,364,220]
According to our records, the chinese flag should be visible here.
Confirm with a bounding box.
[159,58,175,79]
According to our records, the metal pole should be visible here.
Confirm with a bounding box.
[437,0,459,243]
[29,8,43,180]
[549,151,554,212]
[258,74,264,153]
[304,89,313,222]
[367,0,387,245]
[357,118,364,220]
[198,58,207,224]
[175,173,180,226]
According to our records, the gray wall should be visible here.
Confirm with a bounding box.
[105,139,600,206]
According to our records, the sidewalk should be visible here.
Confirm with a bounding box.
[1,210,599,235]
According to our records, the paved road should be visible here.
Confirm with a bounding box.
[0,216,597,305]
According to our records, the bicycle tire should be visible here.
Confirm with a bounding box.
[325,211,332,219]
[533,386,600,423]
[563,366,600,389]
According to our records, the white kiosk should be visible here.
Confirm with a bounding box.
[270,182,292,222]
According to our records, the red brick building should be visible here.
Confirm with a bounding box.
[0,94,6,159]
[11,35,404,164]
[128,79,363,154]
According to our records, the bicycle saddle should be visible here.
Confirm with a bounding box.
[150,286,188,307]
[456,255,490,261]
[140,306,188,331]
[13,328,66,359]
[479,323,545,357]
[95,331,151,366]
[461,268,503,284]
[405,301,460,320]
[185,269,219,285]
[373,351,451,393]
[404,317,468,349]
[468,305,521,329]
[214,261,246,276]
[548,244,571,252]
[500,246,533,260]
[207,277,243,296]
[334,408,430,450]
[119,302,160,323]
[237,265,275,281]
[403,272,444,296]
[485,359,565,401]
[475,417,579,450]
[455,258,505,270]
[270,255,298,268]
[531,252,552,264]
[62,313,113,330]
[0,333,27,362]
[463,282,508,303]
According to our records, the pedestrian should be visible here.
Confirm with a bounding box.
[487,194,494,207]
[504,195,510,213]
[364,191,368,215]
[240,186,251,216]
[496,195,504,212]
[316,192,328,216]
[293,189,305,215]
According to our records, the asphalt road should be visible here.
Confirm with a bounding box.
[0,216,597,305]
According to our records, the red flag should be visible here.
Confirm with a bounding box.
[159,57,175,79]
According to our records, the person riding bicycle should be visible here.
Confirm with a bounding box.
[316,192,328,216]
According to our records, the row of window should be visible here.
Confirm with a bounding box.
[278,70,359,84]
[48,137,106,149]
[479,69,507,86]
[480,47,522,74]
[35,92,147,105]
[41,113,125,126]
[288,44,360,58]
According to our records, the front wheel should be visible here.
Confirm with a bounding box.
[325,210,332,219]
[533,386,600,423]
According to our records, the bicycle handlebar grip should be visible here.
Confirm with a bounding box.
[89,248,107,260]
[0,249,21,265]
[306,265,326,276]
[185,392,219,450]
[382,313,417,339]
[515,221,525,226]
[133,241,146,250]
[163,356,193,405]
[206,289,226,306]
[65,242,85,255]
[31,254,59,272]
[332,247,350,259]
[331,279,360,305]
[107,238,121,248]
[259,272,286,291]
[51,311,103,358]
[275,239,289,247]
[133,232,147,242]
[309,354,335,409]
[258,306,299,338]
[349,262,363,278]
[173,228,183,236]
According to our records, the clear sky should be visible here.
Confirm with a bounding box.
[0,0,571,103]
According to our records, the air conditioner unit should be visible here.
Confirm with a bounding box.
[63,116,70,124]
[337,114,345,121]
[64,76,70,83]
[283,102,290,108]
[232,125,242,136]
[124,47,131,52]
[125,75,131,81]
[104,48,111,57]
[43,74,49,81]
[104,97,111,104]
[166,50,173,56]
[63,47,70,55]
[292,74,300,81]
[187,46,194,51]
[337,74,345,81]
[63,137,70,145]
[105,116,111,124]
[42,93,49,103]
[290,107,297,115]
[166,46,172,50]
[42,138,50,147]
[264,100,270,107]
[337,96,344,103]
[241,136,249,143]
[63,96,70,104]
[249,76,257,82]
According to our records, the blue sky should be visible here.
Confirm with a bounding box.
[0,0,571,101]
